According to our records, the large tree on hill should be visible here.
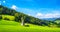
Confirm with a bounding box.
[21,17,25,26]
[15,13,26,26]
[21,14,26,26]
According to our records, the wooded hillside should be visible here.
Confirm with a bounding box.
[0,5,60,27]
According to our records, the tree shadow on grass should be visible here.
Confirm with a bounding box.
[24,25,29,27]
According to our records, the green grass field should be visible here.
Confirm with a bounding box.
[0,20,60,32]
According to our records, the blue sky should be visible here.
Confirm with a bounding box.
[0,0,60,18]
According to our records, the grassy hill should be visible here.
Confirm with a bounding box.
[0,20,60,32]
[0,5,51,26]
[0,5,60,32]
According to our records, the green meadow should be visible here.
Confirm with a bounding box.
[0,20,60,32]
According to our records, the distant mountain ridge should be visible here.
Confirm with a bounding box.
[41,17,60,21]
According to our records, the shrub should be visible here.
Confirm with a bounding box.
[0,15,2,19]
[4,17,9,20]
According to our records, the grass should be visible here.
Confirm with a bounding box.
[0,20,60,32]
[2,15,15,20]
[55,20,60,24]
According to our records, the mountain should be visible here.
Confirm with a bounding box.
[41,18,56,21]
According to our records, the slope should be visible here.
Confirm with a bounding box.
[0,20,60,32]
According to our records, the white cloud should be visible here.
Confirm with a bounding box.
[35,9,60,18]
[3,1,5,3]
[11,5,60,19]
[11,5,17,10]
[36,12,60,18]
[28,14,31,16]
[45,13,60,18]
[36,13,43,17]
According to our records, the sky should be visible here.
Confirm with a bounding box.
[0,0,60,18]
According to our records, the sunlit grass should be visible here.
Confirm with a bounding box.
[2,15,15,20]
[0,20,60,32]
